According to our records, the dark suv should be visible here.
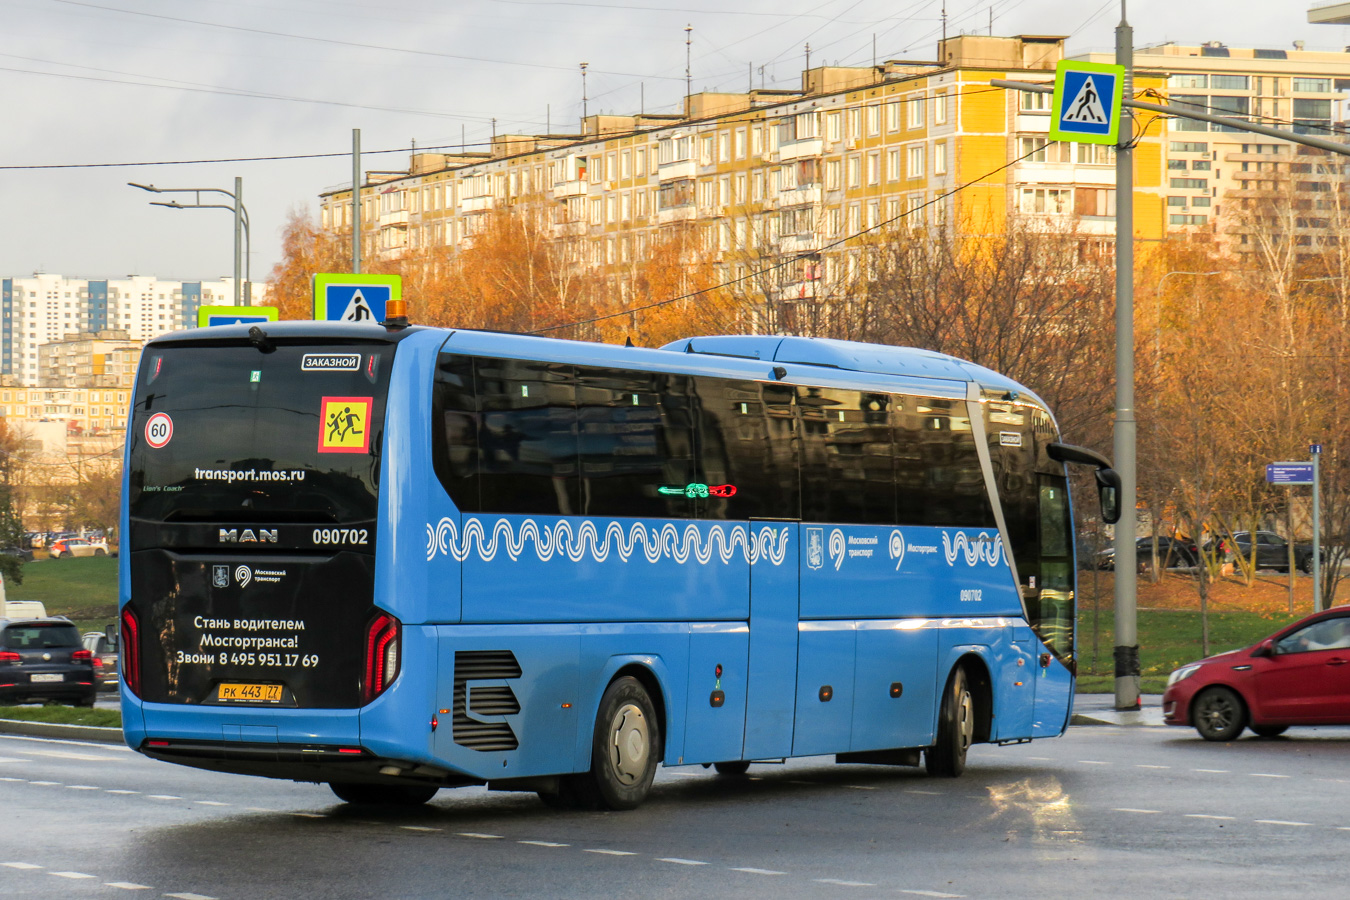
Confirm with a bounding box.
[81,630,119,693]
[0,618,97,707]
[1223,531,1320,574]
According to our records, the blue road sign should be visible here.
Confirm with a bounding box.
[1311,443,1323,455]
[1267,462,1315,485]
[312,273,400,323]
[1048,60,1124,145]
[197,305,279,328]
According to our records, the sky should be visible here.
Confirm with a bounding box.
[0,0,1343,286]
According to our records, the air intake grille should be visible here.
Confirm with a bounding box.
[453,650,522,752]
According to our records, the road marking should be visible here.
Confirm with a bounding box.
[196,801,229,807]
[585,849,637,856]
[148,795,182,800]
[1078,760,1110,765]
[245,807,273,812]
[0,757,25,763]
[844,785,877,790]
[518,840,569,848]
[165,893,217,900]
[658,858,708,866]
[106,790,139,794]
[1136,764,1169,769]
[904,789,940,795]
[28,781,60,785]
[1026,756,1052,761]
[15,749,123,762]
[670,772,702,778]
[1185,814,1236,820]
[1113,808,1160,814]
[1193,769,1228,774]
[2,862,42,869]
[51,871,96,879]
[106,883,151,890]
[401,826,441,832]
[457,832,502,839]
[1256,819,1311,827]
[730,868,785,876]
[1249,773,1289,779]
[899,891,964,898]
[292,812,324,819]
[0,776,24,781]
[814,879,875,887]
[66,785,100,790]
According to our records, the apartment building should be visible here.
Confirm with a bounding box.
[37,331,143,389]
[1079,41,1350,247]
[319,34,1169,309]
[0,274,242,381]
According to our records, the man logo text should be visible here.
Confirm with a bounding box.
[219,528,279,543]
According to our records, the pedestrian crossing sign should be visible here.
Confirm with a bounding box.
[1048,60,1125,145]
[312,273,401,324]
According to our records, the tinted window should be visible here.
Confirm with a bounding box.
[476,357,579,515]
[432,354,481,511]
[799,387,896,524]
[897,396,994,527]
[3,625,80,649]
[694,378,799,520]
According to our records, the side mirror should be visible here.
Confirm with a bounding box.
[1095,468,1122,525]
[104,622,118,651]
[1252,638,1275,658]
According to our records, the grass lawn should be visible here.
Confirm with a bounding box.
[6,555,119,633]
[0,705,121,728]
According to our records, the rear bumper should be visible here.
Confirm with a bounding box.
[0,682,95,704]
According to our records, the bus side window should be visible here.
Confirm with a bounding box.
[799,388,896,526]
[432,354,482,512]
[693,377,799,520]
[895,395,995,528]
[475,358,580,516]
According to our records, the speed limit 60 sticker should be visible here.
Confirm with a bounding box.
[145,412,174,448]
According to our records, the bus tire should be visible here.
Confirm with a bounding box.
[925,667,973,778]
[713,761,751,776]
[582,675,660,810]
[329,782,439,806]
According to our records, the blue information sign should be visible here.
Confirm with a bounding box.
[1267,463,1315,485]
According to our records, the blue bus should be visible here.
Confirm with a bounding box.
[119,320,1119,809]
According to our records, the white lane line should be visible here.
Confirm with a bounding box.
[457,832,502,840]
[1249,773,1289,779]
[1026,757,1052,761]
[0,776,23,781]
[670,772,702,778]
[1256,819,1312,827]
[899,891,964,898]
[106,883,152,890]
[106,790,139,795]
[1136,764,1170,769]
[1186,814,1236,820]
[584,849,637,856]
[14,749,124,762]
[292,812,324,819]
[658,858,708,866]
[1193,769,1228,774]
[1078,760,1110,765]
[245,807,274,812]
[518,840,569,848]
[148,795,182,801]
[814,879,875,887]
[29,781,61,785]
[844,785,877,791]
[1113,808,1160,814]
[401,826,441,832]
[904,790,940,796]
[165,893,217,900]
[196,801,229,807]
[729,868,785,876]
[2,862,43,869]
[51,871,96,879]
[66,785,100,790]
[0,757,25,763]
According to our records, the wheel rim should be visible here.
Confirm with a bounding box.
[956,688,974,753]
[608,702,649,785]
[1199,693,1236,734]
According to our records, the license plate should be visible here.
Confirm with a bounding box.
[218,683,283,703]
[30,673,63,683]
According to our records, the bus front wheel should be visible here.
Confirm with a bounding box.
[329,782,439,806]
[587,676,661,810]
[925,667,973,778]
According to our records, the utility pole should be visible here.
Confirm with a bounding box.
[352,128,361,275]
[581,62,589,126]
[232,177,243,305]
[685,26,693,107]
[1112,1,1139,711]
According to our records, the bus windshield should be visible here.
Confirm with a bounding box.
[128,343,391,525]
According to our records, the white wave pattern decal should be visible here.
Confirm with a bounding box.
[941,531,1005,567]
[426,517,790,566]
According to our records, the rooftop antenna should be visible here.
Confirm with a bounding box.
[580,62,589,125]
[942,1,947,55]
[685,25,693,106]
[805,42,811,75]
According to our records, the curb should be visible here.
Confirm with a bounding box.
[0,717,124,744]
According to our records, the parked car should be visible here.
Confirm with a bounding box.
[1209,530,1319,574]
[81,630,119,693]
[0,617,97,707]
[0,546,33,562]
[1163,606,1350,741]
[48,537,110,559]
[1096,536,1198,572]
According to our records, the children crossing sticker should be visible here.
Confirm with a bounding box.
[318,397,372,454]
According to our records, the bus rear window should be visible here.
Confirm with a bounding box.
[128,344,391,524]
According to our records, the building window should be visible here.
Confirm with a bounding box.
[934,91,948,125]
[827,112,842,142]
[908,96,926,127]
[1018,187,1071,214]
[1168,159,1188,170]
[734,128,747,160]
[1211,74,1249,90]
[887,149,902,181]
[886,101,901,131]
[826,159,842,190]
[908,145,925,178]
[847,155,861,188]
[1294,77,1331,93]
[1019,90,1050,112]
[933,142,947,176]
[1169,214,1207,225]
[1167,196,1187,207]
[866,104,881,136]
[1170,141,1208,153]
[867,152,881,185]
[1170,177,1207,189]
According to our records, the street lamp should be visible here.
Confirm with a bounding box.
[128,178,250,305]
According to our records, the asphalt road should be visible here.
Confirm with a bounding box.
[3,723,1350,900]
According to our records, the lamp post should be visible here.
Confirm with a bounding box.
[129,178,250,305]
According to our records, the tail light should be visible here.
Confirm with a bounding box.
[72,649,92,662]
[92,657,104,668]
[362,612,401,704]
[0,651,19,663]
[120,607,141,697]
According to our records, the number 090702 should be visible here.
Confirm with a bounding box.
[312,528,369,545]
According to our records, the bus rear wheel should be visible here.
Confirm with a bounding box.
[925,667,973,778]
[329,782,439,806]
[582,676,661,810]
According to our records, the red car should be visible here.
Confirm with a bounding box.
[1163,606,1350,740]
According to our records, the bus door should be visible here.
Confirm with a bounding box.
[1030,473,1075,736]
[742,520,799,760]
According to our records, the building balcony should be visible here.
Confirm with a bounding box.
[553,179,587,198]
[779,233,820,253]
[778,139,823,162]
[378,209,409,227]
[658,159,697,181]
[778,184,823,207]
[460,195,495,213]
[552,221,587,238]
[657,206,697,224]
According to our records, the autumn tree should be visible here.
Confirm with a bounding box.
[267,208,351,320]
